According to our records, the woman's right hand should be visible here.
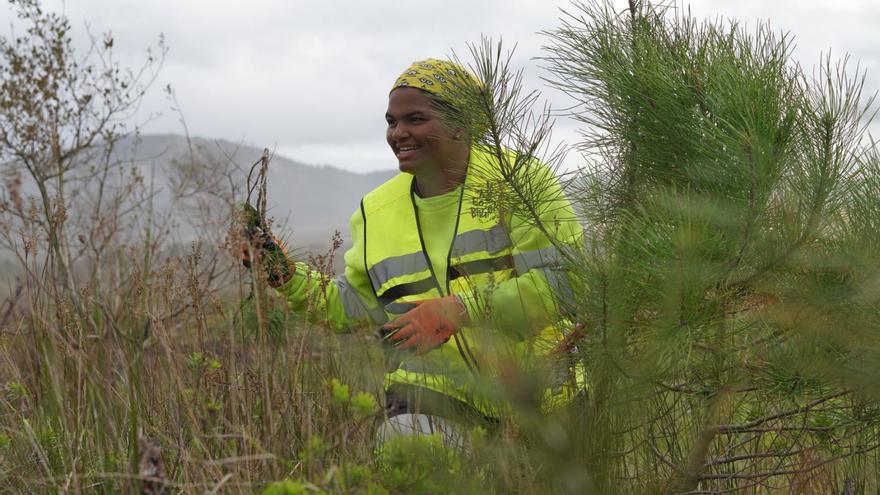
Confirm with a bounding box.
[237,203,294,286]
[241,235,294,287]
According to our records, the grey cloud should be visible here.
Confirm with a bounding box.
[2,0,878,173]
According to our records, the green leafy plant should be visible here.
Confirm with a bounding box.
[378,434,476,494]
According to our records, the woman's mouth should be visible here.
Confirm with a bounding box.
[395,145,420,160]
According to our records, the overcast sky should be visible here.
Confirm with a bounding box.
[2,1,879,173]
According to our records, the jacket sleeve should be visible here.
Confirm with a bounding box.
[457,164,582,336]
[275,209,386,332]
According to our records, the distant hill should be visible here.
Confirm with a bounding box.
[121,134,398,251]
[0,134,398,293]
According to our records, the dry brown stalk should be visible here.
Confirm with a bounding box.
[0,283,22,330]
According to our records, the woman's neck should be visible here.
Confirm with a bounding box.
[414,148,470,198]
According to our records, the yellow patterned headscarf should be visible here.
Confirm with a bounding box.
[391,58,487,138]
[390,58,480,104]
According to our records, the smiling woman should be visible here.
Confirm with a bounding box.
[248,57,584,451]
[385,60,475,198]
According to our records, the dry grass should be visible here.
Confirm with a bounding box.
[0,237,387,493]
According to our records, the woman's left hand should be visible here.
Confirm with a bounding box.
[381,295,469,355]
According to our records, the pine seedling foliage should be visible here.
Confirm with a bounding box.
[453,1,880,492]
[539,1,880,491]
[439,39,580,270]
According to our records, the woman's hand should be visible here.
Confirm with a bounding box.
[237,205,294,287]
[381,295,469,355]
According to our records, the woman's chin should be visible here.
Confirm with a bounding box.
[397,160,417,174]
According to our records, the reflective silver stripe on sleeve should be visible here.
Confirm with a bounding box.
[335,275,387,324]
[514,246,575,311]
[513,246,565,274]
[541,267,575,313]
[451,223,510,257]
[367,252,430,290]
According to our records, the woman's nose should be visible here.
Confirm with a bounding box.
[391,123,410,140]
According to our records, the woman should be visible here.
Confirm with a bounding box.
[253,59,583,445]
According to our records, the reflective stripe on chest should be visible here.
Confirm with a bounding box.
[361,175,513,316]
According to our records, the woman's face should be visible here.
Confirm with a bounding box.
[385,87,460,175]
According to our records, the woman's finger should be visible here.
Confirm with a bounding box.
[388,324,415,344]
[395,331,423,351]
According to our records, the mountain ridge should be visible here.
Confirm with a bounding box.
[123,133,398,248]
[0,134,398,289]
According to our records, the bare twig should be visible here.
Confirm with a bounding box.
[0,283,22,330]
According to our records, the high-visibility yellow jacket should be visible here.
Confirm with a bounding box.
[278,145,583,416]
